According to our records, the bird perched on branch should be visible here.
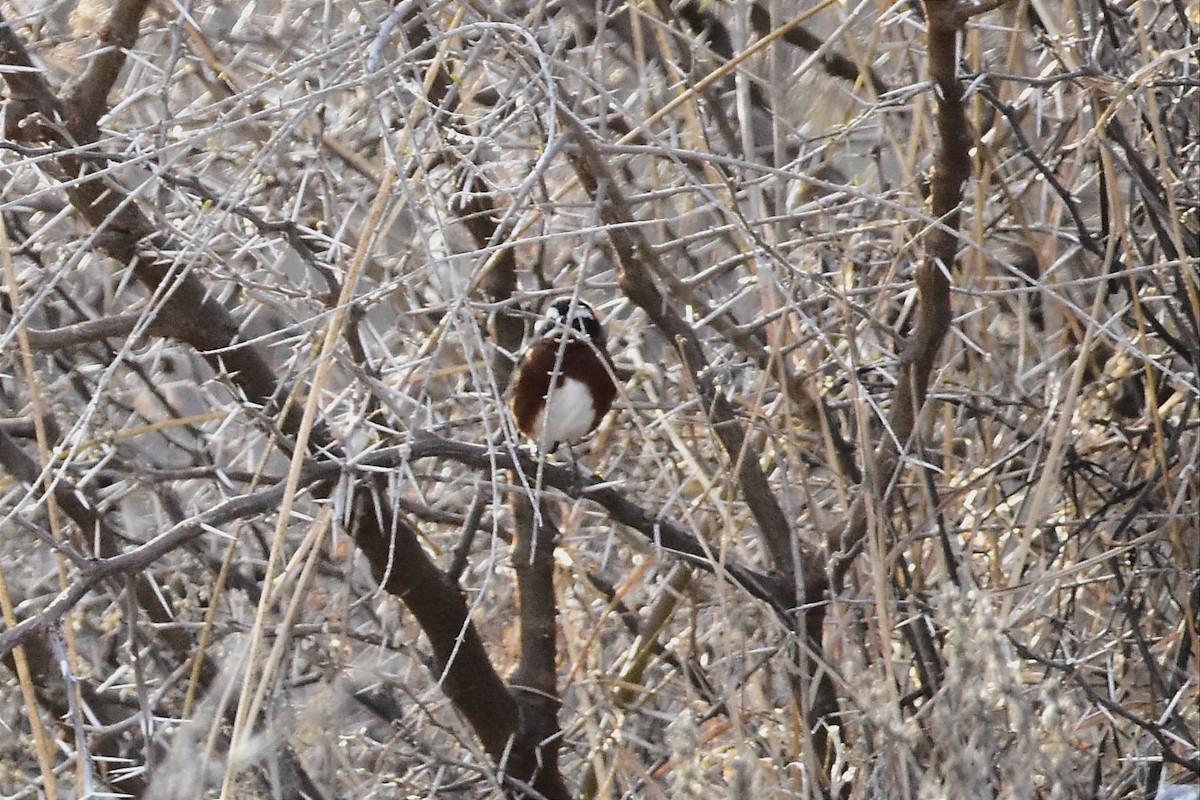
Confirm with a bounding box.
[511,298,617,454]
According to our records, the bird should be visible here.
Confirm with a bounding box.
[510,298,617,453]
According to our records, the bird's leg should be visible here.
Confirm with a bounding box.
[563,441,590,493]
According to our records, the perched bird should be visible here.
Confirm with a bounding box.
[511,298,617,453]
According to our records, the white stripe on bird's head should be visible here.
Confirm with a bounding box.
[539,298,604,344]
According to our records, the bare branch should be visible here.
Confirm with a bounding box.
[60,0,154,139]
[556,102,811,594]
[407,432,791,617]
[20,313,161,350]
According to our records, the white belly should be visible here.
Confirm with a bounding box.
[533,377,596,445]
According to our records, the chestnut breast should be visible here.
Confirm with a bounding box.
[511,337,617,444]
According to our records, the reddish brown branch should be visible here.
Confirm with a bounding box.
[797,2,980,789]
[892,9,965,434]
[349,481,524,774]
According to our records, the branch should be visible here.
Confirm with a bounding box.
[3,8,574,796]
[506,496,569,799]
[900,3,968,425]
[0,14,557,793]
[0,417,38,438]
[0,9,310,443]
[407,432,792,617]
[60,0,154,139]
[748,3,889,96]
[1009,636,1200,775]
[0,435,300,660]
[832,0,969,577]
[0,414,796,797]
[453,170,525,391]
[555,103,816,596]
[20,313,165,350]
[952,0,1012,25]
[0,15,61,116]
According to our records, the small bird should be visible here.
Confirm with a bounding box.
[511,298,617,453]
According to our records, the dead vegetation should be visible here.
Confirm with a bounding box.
[0,0,1196,797]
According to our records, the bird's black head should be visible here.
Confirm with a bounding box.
[538,298,606,345]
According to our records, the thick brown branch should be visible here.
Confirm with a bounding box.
[61,0,154,140]
[0,15,61,124]
[556,105,816,596]
[349,478,524,774]
[506,496,569,799]
[831,3,971,589]
[0,11,305,440]
[0,11,535,793]
[890,13,963,434]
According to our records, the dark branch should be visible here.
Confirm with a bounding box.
[21,313,164,350]
[556,102,815,596]
[408,431,793,618]
[60,0,154,140]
